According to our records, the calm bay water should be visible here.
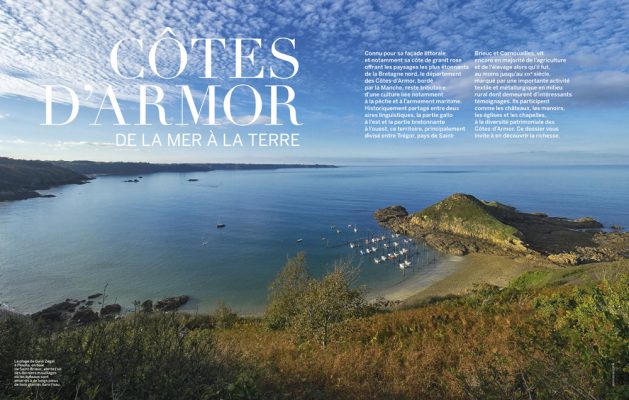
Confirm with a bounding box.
[1,165,627,314]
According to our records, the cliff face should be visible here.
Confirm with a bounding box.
[0,157,88,201]
[375,193,628,265]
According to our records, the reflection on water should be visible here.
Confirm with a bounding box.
[0,165,627,314]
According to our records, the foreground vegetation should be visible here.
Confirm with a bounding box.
[1,258,627,399]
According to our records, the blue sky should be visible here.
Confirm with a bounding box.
[0,0,627,164]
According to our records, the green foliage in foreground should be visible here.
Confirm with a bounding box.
[0,261,627,399]
[265,253,370,346]
[265,252,310,330]
[449,274,629,399]
[0,313,240,400]
[533,278,629,392]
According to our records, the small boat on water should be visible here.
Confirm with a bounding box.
[297,238,303,243]
[217,218,226,228]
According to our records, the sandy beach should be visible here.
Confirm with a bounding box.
[370,253,539,305]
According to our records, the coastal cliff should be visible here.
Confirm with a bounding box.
[375,193,629,265]
[0,157,89,201]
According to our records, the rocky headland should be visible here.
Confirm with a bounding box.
[375,193,629,265]
[0,157,90,201]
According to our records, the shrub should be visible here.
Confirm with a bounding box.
[265,252,310,330]
[291,262,368,347]
[213,301,238,329]
[266,254,369,347]
[0,313,239,400]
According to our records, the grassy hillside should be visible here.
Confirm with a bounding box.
[0,157,88,200]
[379,193,627,264]
[410,193,526,249]
[1,259,627,399]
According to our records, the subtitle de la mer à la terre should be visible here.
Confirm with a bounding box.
[115,132,300,147]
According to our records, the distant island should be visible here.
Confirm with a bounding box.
[375,193,629,265]
[0,157,337,201]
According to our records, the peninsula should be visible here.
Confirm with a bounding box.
[375,193,629,265]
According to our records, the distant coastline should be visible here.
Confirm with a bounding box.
[0,157,337,201]
[53,160,338,176]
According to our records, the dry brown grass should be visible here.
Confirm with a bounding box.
[214,276,626,399]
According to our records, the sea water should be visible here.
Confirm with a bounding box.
[0,165,627,314]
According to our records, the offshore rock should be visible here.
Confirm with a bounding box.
[72,308,99,324]
[100,304,122,317]
[155,295,189,311]
[374,206,409,224]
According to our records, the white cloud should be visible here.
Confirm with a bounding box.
[216,115,276,125]
[570,71,629,107]
[0,138,115,148]
[0,0,290,108]
[0,138,25,144]
[0,0,627,109]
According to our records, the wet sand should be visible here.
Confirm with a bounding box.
[367,255,467,301]
[370,253,539,305]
